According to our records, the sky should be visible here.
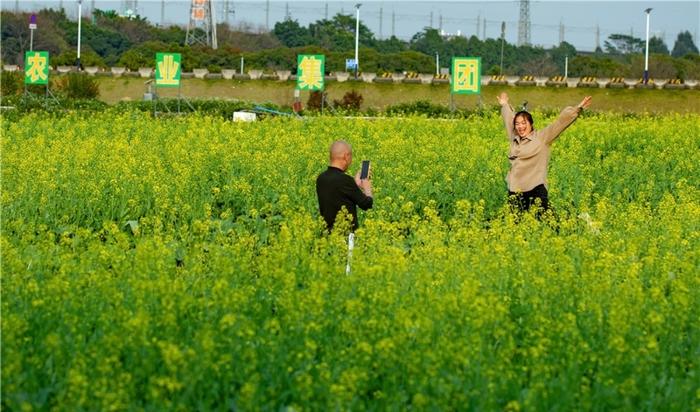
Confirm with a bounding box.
[4,1,699,52]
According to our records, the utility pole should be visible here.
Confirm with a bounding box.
[439,14,443,32]
[265,0,270,30]
[476,13,480,37]
[161,0,165,26]
[325,3,328,20]
[285,2,289,20]
[595,24,600,50]
[482,17,486,40]
[430,11,433,28]
[392,10,395,38]
[500,21,506,74]
[224,0,235,27]
[379,7,383,40]
[559,20,564,45]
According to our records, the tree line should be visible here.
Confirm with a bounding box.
[2,8,699,79]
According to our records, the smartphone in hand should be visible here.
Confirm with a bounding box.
[360,160,370,180]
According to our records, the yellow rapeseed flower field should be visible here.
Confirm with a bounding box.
[1,110,699,411]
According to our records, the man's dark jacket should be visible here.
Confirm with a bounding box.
[316,166,373,231]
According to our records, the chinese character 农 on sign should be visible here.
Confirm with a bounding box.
[24,51,49,85]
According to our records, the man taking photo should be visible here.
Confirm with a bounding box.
[316,140,373,232]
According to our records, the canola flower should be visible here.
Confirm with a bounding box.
[1,111,699,411]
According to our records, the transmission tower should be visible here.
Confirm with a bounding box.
[186,0,218,49]
[517,0,531,46]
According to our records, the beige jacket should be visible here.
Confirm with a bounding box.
[501,104,581,192]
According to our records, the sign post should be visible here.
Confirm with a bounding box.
[297,54,325,113]
[29,14,37,51]
[450,57,481,111]
[24,50,58,106]
[153,52,191,115]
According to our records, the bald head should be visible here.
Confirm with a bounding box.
[330,140,352,160]
[329,140,353,171]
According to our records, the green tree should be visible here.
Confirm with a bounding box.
[648,36,669,54]
[671,31,699,57]
[308,14,375,51]
[410,28,445,56]
[53,48,107,68]
[604,34,644,54]
[273,19,311,48]
[375,36,408,54]
[569,55,627,77]
[549,41,577,73]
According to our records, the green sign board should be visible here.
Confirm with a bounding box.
[296,54,325,91]
[155,52,181,87]
[24,51,49,85]
[451,57,481,95]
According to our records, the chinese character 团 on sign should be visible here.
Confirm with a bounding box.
[297,55,325,91]
[451,57,481,95]
[24,51,49,85]
[155,53,181,87]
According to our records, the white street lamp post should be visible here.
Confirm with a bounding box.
[77,0,83,70]
[644,8,652,84]
[354,3,361,79]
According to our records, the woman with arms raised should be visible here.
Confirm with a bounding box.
[497,92,592,213]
